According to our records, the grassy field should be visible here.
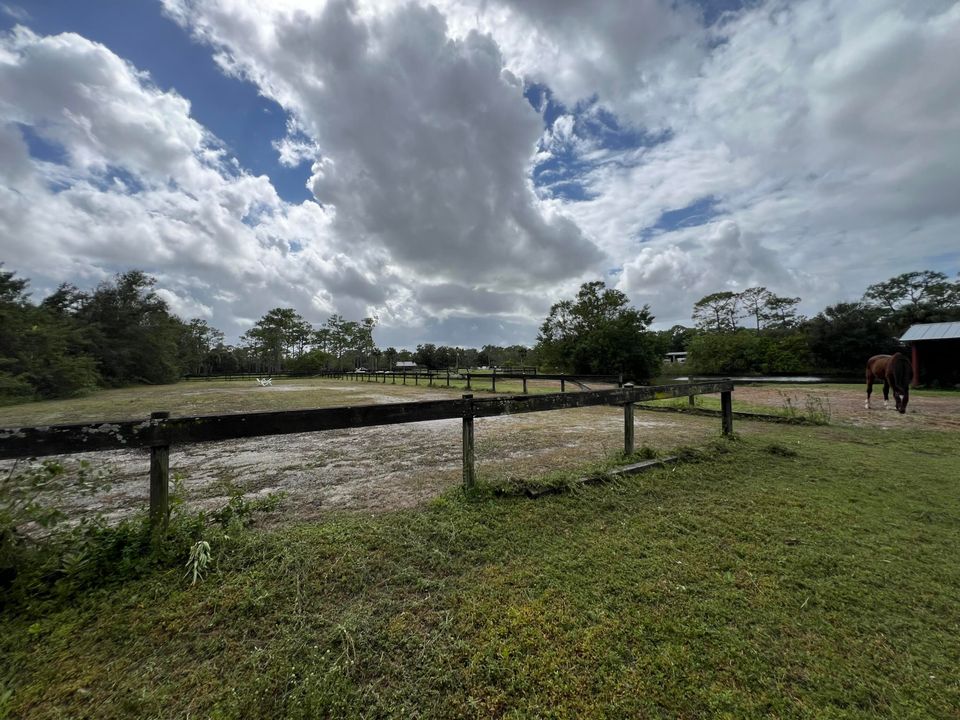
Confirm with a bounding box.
[0,376,568,426]
[2,420,959,718]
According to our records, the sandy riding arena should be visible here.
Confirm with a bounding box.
[2,379,957,523]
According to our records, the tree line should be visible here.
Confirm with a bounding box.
[675,271,960,376]
[2,265,958,404]
[0,268,376,402]
[0,267,558,403]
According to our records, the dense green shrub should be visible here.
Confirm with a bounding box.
[286,349,334,374]
[1,460,283,608]
[687,331,810,374]
[0,371,34,405]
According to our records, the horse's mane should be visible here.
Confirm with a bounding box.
[889,352,911,393]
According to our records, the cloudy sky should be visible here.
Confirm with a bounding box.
[2,0,958,347]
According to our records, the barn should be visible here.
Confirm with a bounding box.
[900,322,960,388]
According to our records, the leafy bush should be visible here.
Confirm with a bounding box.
[1,460,284,608]
[25,352,99,399]
[286,349,334,374]
[1,460,111,584]
[0,371,35,405]
[687,331,810,374]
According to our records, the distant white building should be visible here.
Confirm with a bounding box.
[395,361,419,370]
[664,352,688,364]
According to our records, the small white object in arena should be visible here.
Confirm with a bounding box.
[256,377,273,387]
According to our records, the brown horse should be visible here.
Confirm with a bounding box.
[865,353,912,414]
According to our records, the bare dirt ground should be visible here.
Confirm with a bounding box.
[731,384,960,431]
[2,380,724,524]
[4,380,956,526]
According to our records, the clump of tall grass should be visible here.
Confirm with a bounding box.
[777,391,832,424]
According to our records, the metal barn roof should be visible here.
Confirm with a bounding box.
[900,322,960,342]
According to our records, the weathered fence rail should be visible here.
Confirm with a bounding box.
[185,369,622,391]
[0,380,733,531]
[184,370,352,381]
[347,369,620,392]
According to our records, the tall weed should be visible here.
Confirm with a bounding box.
[777,391,832,424]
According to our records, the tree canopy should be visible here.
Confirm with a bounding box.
[3,265,959,404]
[0,268,98,402]
[692,291,740,333]
[862,271,960,331]
[536,281,658,380]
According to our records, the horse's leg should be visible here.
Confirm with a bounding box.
[882,378,890,409]
[865,371,873,409]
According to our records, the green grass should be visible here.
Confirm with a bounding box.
[641,394,798,418]
[643,386,833,422]
[2,423,959,718]
[0,376,566,426]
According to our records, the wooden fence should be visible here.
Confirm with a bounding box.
[0,380,734,532]
[184,369,621,391]
[344,369,621,392]
[184,370,349,381]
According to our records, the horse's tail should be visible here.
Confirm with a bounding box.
[890,352,912,395]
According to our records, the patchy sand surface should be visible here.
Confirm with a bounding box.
[5,380,956,525]
[731,385,960,431]
[2,381,725,524]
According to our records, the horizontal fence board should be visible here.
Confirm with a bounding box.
[0,381,731,460]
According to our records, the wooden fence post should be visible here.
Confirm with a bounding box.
[522,376,528,394]
[415,372,419,386]
[462,394,475,489]
[721,390,733,435]
[149,411,171,534]
[466,373,471,390]
[623,383,635,456]
[446,370,450,388]
[561,378,565,393]
[491,370,496,393]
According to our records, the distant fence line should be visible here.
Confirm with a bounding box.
[185,370,864,386]
[0,381,734,537]
[346,370,622,392]
[184,369,622,392]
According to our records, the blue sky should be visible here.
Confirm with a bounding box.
[3,1,716,221]
[1,0,958,346]
[1,0,312,202]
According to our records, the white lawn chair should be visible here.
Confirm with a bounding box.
[256,377,273,387]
